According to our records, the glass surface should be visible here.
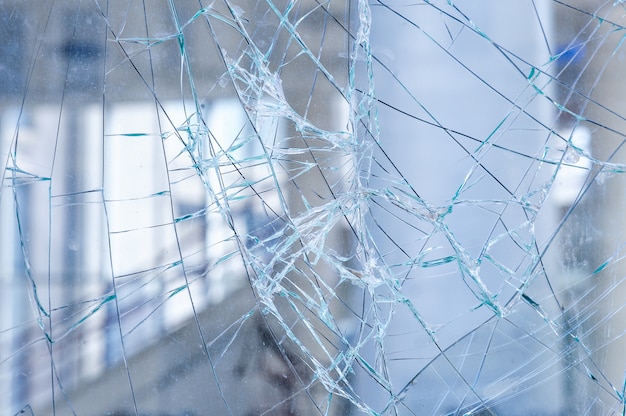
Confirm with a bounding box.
[0,0,625,415]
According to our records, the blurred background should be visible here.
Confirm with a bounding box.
[0,0,625,415]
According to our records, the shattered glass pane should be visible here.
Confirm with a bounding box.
[1,0,626,414]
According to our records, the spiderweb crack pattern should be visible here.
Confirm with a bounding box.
[1,0,626,415]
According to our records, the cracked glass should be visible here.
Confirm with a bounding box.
[1,0,626,415]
